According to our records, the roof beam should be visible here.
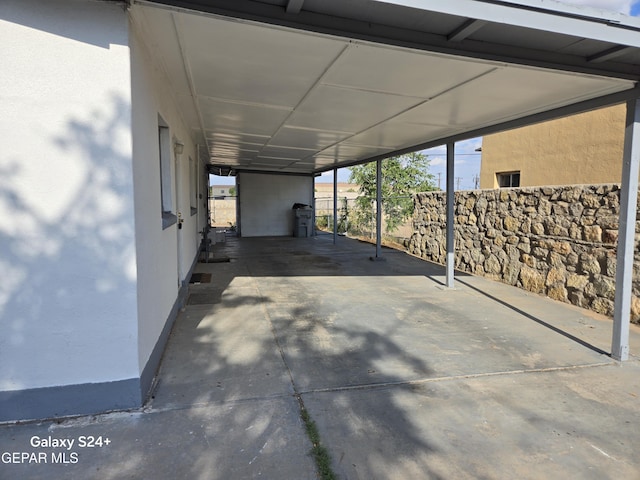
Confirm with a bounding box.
[285,0,304,14]
[588,45,634,63]
[447,19,488,42]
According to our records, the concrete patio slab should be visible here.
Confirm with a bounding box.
[0,396,315,480]
[303,362,640,480]
[1,234,638,479]
[149,304,293,409]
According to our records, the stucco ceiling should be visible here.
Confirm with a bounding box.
[131,0,640,176]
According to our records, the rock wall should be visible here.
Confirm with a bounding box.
[410,185,640,323]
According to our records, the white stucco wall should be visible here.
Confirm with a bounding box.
[238,173,314,237]
[130,10,204,374]
[0,0,138,390]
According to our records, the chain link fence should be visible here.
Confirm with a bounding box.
[207,194,416,246]
[314,195,414,246]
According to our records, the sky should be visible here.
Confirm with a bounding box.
[559,0,640,15]
[212,0,640,189]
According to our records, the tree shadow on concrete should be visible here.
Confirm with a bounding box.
[111,244,449,479]
[1,215,630,479]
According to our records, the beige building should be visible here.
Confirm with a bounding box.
[480,104,626,189]
[210,184,236,198]
[314,182,359,198]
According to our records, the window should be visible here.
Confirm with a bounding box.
[158,116,176,228]
[497,171,520,188]
[190,156,197,216]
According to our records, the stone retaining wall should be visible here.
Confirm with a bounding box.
[409,184,640,323]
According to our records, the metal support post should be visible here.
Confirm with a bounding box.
[612,98,640,361]
[375,159,383,259]
[446,143,455,288]
[333,168,338,244]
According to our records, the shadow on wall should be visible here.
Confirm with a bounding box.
[0,93,138,395]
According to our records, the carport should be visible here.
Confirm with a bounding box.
[131,0,640,360]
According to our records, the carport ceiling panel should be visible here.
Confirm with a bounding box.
[244,160,297,170]
[318,143,394,162]
[209,155,258,167]
[323,43,496,98]
[210,158,244,166]
[137,2,639,175]
[395,67,634,129]
[286,85,422,133]
[206,131,269,147]
[259,145,316,160]
[180,15,346,107]
[312,157,341,169]
[136,8,192,97]
[285,159,317,166]
[312,155,374,169]
[209,143,260,157]
[346,121,453,150]
[268,126,353,151]
[199,98,291,137]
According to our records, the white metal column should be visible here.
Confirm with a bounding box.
[446,143,455,288]
[612,98,640,361]
[333,168,338,244]
[375,159,383,259]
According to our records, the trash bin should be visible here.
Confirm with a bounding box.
[292,203,313,237]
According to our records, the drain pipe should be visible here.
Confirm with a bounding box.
[333,168,338,245]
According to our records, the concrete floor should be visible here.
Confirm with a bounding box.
[2,234,640,479]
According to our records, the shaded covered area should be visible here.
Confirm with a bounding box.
[4,0,640,430]
[3,235,638,479]
[132,0,640,358]
[5,0,640,432]
[183,235,633,388]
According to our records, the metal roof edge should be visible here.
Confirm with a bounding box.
[494,0,637,24]
[134,0,640,79]
[375,0,640,46]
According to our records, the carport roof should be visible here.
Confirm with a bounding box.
[132,0,640,176]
